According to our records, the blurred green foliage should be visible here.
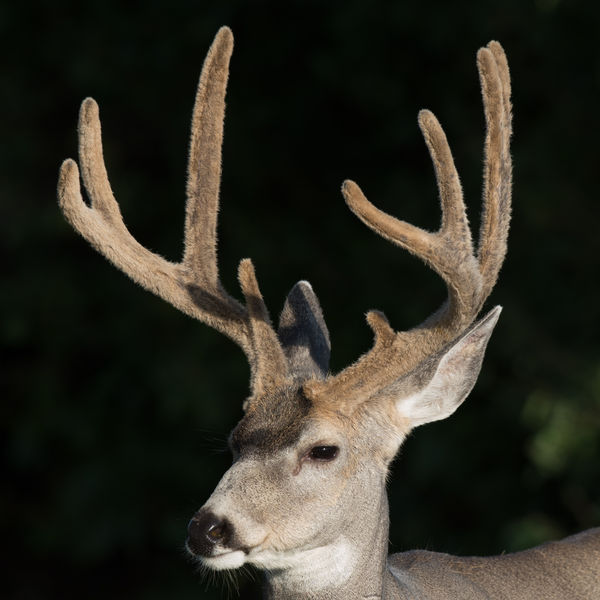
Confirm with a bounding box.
[2,0,600,598]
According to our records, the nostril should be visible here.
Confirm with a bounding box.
[206,521,228,542]
[187,509,233,556]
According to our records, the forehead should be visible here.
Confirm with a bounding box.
[230,386,314,455]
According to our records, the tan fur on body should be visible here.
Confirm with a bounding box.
[386,527,600,599]
[58,27,599,599]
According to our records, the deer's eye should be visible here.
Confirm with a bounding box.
[308,445,339,461]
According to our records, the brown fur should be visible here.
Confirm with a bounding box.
[231,385,311,457]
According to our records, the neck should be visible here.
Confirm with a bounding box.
[263,490,390,600]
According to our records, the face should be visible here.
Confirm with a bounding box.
[184,384,394,572]
[184,309,499,573]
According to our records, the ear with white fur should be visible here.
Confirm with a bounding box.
[395,306,502,428]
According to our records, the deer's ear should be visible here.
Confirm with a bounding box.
[395,306,501,428]
[278,281,331,380]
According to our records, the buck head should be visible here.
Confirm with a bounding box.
[57,26,511,592]
[187,296,502,575]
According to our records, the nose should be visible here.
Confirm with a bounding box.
[186,508,233,556]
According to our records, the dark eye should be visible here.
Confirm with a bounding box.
[308,446,339,461]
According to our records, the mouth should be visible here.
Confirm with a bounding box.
[185,540,246,571]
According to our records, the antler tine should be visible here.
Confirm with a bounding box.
[184,26,231,287]
[304,42,511,406]
[477,42,512,301]
[238,259,289,393]
[58,126,217,328]
[58,27,290,388]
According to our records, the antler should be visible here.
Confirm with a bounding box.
[305,41,512,405]
[57,27,288,395]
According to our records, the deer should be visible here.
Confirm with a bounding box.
[57,26,600,600]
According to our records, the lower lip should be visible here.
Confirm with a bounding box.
[200,549,247,571]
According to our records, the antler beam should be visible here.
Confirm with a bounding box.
[304,41,512,406]
[57,27,289,395]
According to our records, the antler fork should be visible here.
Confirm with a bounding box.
[305,42,512,405]
[57,27,289,395]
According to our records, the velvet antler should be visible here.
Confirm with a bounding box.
[304,42,512,405]
[57,27,289,396]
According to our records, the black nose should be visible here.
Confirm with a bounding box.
[186,509,233,556]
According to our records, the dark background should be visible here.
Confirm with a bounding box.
[3,0,600,598]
